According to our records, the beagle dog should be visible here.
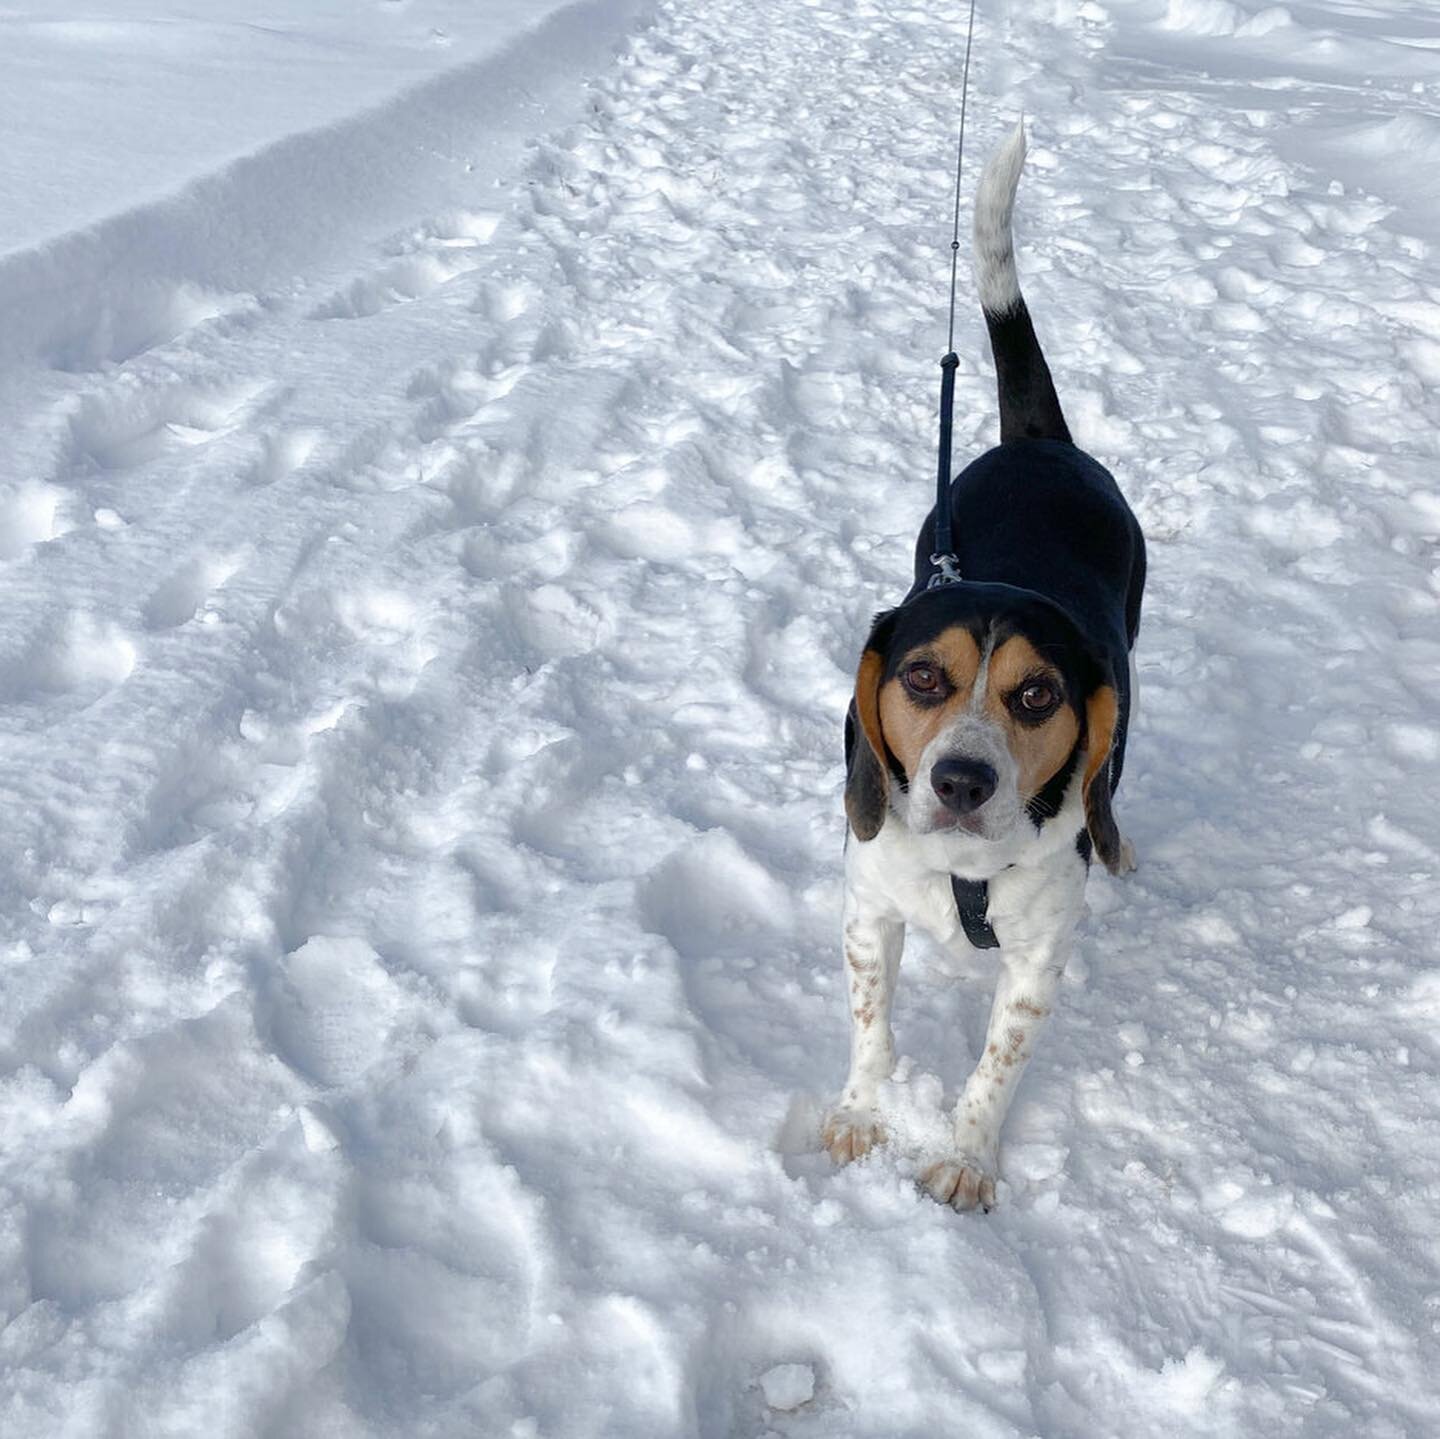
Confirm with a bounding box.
[824,123,1146,1210]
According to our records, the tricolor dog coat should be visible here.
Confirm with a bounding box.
[825,123,1147,1211]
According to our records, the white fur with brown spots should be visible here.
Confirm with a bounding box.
[826,734,1093,1207]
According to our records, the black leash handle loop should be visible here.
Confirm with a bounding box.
[933,351,959,563]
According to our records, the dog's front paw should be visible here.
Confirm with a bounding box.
[1111,836,1137,875]
[822,1107,886,1165]
[920,1153,998,1212]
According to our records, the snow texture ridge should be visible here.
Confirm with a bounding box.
[1,0,1439,1434]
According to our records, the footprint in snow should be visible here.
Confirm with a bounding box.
[435,444,539,531]
[503,582,610,660]
[309,210,501,320]
[24,995,298,1311]
[133,736,259,853]
[67,379,266,472]
[0,609,136,704]
[156,1117,342,1343]
[694,1341,830,1435]
[267,583,437,701]
[271,582,424,647]
[0,481,75,561]
[247,427,321,487]
[45,280,239,373]
[143,547,249,630]
[407,347,531,441]
[636,832,793,963]
[759,1362,817,1413]
[469,275,541,326]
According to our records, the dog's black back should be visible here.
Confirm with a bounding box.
[911,440,1145,659]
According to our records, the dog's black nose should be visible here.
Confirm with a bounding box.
[931,758,997,814]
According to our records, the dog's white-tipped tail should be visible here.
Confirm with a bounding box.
[971,120,1071,444]
[973,119,1026,316]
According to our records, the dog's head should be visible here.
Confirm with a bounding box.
[845,583,1124,869]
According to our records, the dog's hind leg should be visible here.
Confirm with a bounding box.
[822,893,903,1165]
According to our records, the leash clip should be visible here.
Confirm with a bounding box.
[928,553,964,588]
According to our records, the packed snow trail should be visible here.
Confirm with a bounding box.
[2,0,1439,1435]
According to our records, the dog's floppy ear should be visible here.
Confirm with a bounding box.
[845,610,898,841]
[1082,681,1124,872]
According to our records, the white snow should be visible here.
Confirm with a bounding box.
[760,1362,816,1411]
[0,1,618,260]
[2,0,1440,1434]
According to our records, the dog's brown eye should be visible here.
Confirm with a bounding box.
[905,664,941,695]
[1018,681,1058,714]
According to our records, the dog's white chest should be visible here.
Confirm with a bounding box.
[845,826,967,948]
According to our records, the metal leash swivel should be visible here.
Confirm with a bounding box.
[927,0,979,591]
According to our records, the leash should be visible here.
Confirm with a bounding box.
[928,0,979,590]
[933,2,1008,946]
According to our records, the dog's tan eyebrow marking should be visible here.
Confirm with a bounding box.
[985,634,1061,697]
[984,634,1080,802]
[906,626,982,686]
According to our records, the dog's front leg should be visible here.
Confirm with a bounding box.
[822,890,903,1165]
[923,861,1085,1210]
